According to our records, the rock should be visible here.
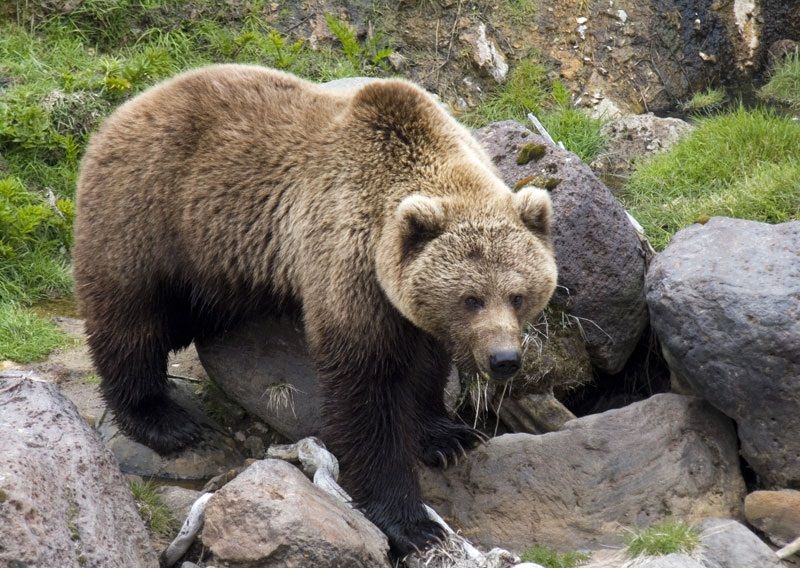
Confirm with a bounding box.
[698,518,783,568]
[201,459,391,567]
[646,217,800,486]
[197,317,322,441]
[632,555,704,568]
[154,485,203,525]
[98,378,245,481]
[475,121,647,373]
[420,394,744,551]
[0,376,158,567]
[460,22,509,83]
[592,113,694,179]
[745,490,800,547]
[497,393,576,434]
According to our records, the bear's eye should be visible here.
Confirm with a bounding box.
[464,296,484,311]
[511,295,525,310]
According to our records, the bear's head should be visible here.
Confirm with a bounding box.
[377,183,557,381]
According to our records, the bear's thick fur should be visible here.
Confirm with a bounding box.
[73,64,557,555]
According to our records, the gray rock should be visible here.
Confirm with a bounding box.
[197,317,322,441]
[475,121,647,373]
[0,377,158,567]
[698,518,783,568]
[631,554,704,568]
[98,378,244,480]
[745,489,800,547]
[201,459,391,567]
[154,485,202,525]
[592,113,693,179]
[420,394,744,551]
[646,217,800,486]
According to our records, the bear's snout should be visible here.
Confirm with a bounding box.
[489,349,521,380]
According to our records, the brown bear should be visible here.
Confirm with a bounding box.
[73,64,557,555]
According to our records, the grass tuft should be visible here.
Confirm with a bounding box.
[541,108,605,163]
[0,303,70,363]
[622,105,800,249]
[467,58,550,126]
[625,519,699,558]
[759,52,800,110]
[682,87,726,114]
[129,479,179,538]
[520,545,589,568]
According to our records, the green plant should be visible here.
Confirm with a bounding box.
[541,108,605,163]
[467,58,550,126]
[623,106,800,249]
[129,479,179,538]
[0,303,70,363]
[625,519,700,557]
[324,14,392,73]
[520,545,589,568]
[759,52,800,110]
[682,87,726,114]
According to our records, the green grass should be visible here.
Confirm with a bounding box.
[0,303,70,363]
[520,545,589,568]
[467,60,606,162]
[625,519,700,558]
[129,479,179,538]
[623,106,800,249]
[759,52,800,110]
[682,88,726,114]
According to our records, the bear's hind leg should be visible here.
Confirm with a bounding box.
[411,338,487,469]
[86,301,200,454]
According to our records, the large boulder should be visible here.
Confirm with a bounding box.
[647,217,800,486]
[197,317,322,441]
[419,394,744,552]
[475,121,647,373]
[698,518,783,568]
[0,375,158,567]
[744,490,800,547]
[201,459,391,567]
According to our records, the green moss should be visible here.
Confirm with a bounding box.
[129,479,179,538]
[520,545,589,568]
[83,373,102,386]
[622,106,800,249]
[0,488,7,502]
[513,175,561,191]
[0,303,71,363]
[625,519,700,557]
[759,52,800,110]
[516,142,547,165]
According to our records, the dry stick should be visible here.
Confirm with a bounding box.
[777,535,800,559]
[526,113,565,150]
[160,492,213,567]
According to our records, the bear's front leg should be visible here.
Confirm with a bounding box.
[307,314,445,557]
[409,337,488,469]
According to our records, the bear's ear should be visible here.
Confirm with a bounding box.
[395,194,446,258]
[514,186,553,237]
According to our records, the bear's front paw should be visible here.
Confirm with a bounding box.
[420,418,488,469]
[384,516,446,558]
[114,395,202,455]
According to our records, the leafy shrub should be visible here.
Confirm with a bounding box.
[324,14,392,73]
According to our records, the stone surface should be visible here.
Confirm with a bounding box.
[0,376,158,567]
[201,459,391,567]
[154,485,203,525]
[460,22,508,83]
[698,518,783,568]
[592,113,694,179]
[633,554,704,568]
[475,121,647,373]
[647,217,800,486]
[197,317,322,441]
[420,394,744,551]
[98,378,245,480]
[745,489,800,547]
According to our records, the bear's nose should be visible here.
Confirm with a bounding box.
[489,350,521,379]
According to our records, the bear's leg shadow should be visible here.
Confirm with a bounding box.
[84,292,201,453]
[410,337,488,469]
[308,316,446,557]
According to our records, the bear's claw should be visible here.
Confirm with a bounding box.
[113,395,202,455]
[384,516,446,558]
[420,418,486,469]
